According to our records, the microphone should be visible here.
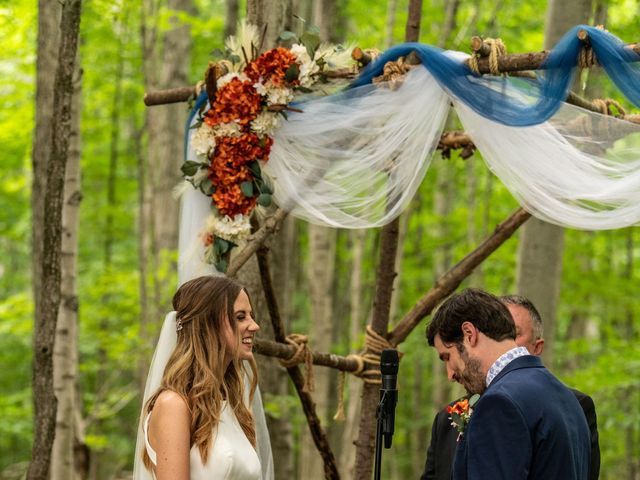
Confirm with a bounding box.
[379,349,399,448]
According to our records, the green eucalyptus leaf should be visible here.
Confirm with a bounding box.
[214,258,228,273]
[257,193,272,207]
[469,394,480,407]
[301,31,320,57]
[285,63,300,83]
[240,181,254,197]
[247,160,262,179]
[214,237,230,256]
[279,31,298,41]
[306,25,320,36]
[181,161,203,177]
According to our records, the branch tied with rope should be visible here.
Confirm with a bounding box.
[278,326,402,421]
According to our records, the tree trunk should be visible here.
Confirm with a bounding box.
[224,0,240,39]
[354,2,422,477]
[384,0,399,48]
[51,58,83,480]
[243,2,296,476]
[28,1,82,479]
[438,0,460,48]
[264,217,296,479]
[340,229,367,478]
[299,225,337,479]
[517,0,592,368]
[31,0,61,428]
[247,0,293,51]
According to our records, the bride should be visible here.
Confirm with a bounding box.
[133,275,271,480]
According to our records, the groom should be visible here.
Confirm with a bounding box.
[426,288,590,480]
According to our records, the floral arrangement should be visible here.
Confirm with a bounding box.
[447,393,480,440]
[182,22,354,271]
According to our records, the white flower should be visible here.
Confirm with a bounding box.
[213,122,242,138]
[191,124,216,158]
[253,82,267,96]
[251,111,281,136]
[216,72,250,89]
[299,61,320,88]
[291,43,311,64]
[204,213,252,244]
[265,83,294,105]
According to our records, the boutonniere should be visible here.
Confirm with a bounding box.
[447,394,480,441]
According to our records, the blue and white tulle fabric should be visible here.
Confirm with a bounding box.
[185,25,640,232]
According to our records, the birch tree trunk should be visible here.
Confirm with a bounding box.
[28,1,82,478]
[517,0,592,368]
[51,60,83,480]
[299,225,337,479]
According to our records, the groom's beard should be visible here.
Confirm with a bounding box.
[459,347,486,395]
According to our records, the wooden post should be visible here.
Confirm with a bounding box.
[352,1,422,478]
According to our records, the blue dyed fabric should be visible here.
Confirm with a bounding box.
[350,25,640,126]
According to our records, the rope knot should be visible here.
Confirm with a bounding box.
[468,37,507,76]
[279,333,315,392]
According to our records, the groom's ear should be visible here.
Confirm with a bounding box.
[460,321,478,347]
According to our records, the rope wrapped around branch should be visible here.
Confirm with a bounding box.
[468,38,507,76]
[279,334,315,392]
[334,326,402,421]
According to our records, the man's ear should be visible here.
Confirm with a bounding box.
[532,338,545,356]
[460,321,478,347]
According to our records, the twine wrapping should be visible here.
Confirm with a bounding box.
[468,38,507,76]
[279,333,315,392]
[333,326,402,421]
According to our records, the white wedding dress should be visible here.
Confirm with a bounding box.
[143,401,261,479]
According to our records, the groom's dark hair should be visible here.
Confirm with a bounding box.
[426,288,516,346]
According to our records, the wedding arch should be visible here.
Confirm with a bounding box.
[143,7,640,478]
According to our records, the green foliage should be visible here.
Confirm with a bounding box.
[3,0,640,477]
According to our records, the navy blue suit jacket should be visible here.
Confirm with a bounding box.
[452,355,590,480]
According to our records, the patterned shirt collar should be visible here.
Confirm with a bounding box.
[485,346,530,387]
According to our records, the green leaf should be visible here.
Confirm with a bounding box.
[279,31,298,42]
[305,25,320,36]
[301,31,320,57]
[214,237,230,256]
[247,161,262,179]
[181,161,204,177]
[214,258,228,273]
[257,193,272,207]
[285,63,300,83]
[240,181,254,197]
[469,394,480,407]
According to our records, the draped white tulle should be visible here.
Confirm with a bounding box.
[263,66,640,230]
[266,67,450,227]
[456,101,640,229]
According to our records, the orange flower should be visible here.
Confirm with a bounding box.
[213,183,257,217]
[244,47,299,87]
[205,78,262,126]
[447,399,469,416]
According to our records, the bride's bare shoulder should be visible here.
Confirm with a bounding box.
[150,391,190,429]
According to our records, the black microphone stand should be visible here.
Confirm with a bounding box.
[373,390,389,480]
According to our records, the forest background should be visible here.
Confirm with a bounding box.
[1,0,639,478]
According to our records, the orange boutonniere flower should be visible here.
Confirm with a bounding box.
[447,394,480,440]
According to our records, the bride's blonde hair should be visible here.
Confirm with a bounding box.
[142,276,258,469]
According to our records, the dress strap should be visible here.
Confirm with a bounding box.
[143,412,158,466]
